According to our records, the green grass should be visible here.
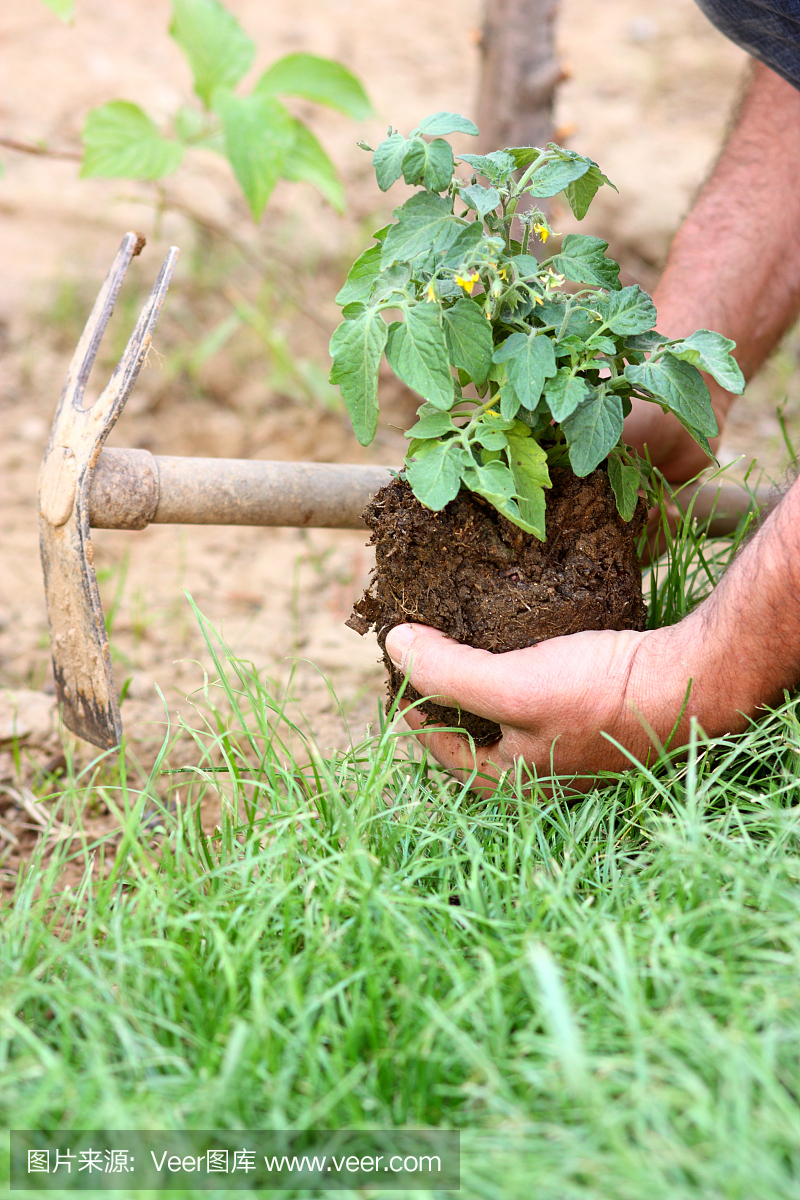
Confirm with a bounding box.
[2,488,800,1198]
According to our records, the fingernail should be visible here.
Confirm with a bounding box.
[385,623,414,668]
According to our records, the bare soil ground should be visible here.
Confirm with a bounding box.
[1,0,799,875]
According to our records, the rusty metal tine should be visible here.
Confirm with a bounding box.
[53,232,144,429]
[92,246,179,437]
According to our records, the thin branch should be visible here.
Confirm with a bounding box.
[0,135,81,161]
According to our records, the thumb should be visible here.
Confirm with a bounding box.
[384,623,520,725]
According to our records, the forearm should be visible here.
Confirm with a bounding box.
[645,475,800,739]
[626,61,800,478]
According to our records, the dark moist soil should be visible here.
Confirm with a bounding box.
[347,468,647,746]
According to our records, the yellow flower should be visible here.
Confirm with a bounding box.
[454,270,480,295]
[426,279,437,301]
[533,223,550,243]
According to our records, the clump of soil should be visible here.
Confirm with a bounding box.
[347,468,647,745]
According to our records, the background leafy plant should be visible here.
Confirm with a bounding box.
[330,113,745,538]
[79,0,372,219]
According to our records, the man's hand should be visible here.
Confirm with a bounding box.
[386,478,800,795]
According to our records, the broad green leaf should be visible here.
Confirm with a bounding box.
[587,334,619,356]
[624,356,718,437]
[499,380,522,421]
[493,331,557,409]
[506,434,550,540]
[40,0,73,19]
[335,244,382,307]
[282,119,343,211]
[527,157,590,198]
[401,137,454,192]
[459,183,501,219]
[215,92,295,219]
[544,368,590,421]
[462,461,542,535]
[404,411,458,439]
[564,162,615,220]
[506,146,545,170]
[474,424,510,451]
[458,151,516,184]
[625,330,668,352]
[385,304,454,409]
[170,0,254,109]
[81,103,185,180]
[406,439,465,509]
[599,284,657,336]
[551,234,621,291]
[329,310,388,445]
[412,112,479,137]
[665,330,745,394]
[462,459,517,505]
[607,452,640,522]
[442,298,493,385]
[561,388,624,476]
[255,53,372,118]
[381,192,463,268]
[512,254,540,279]
[370,263,412,304]
[373,133,407,191]
[440,220,485,268]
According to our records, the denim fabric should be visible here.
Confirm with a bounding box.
[695,1,800,89]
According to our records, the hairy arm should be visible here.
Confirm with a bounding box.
[386,475,800,793]
[625,61,800,482]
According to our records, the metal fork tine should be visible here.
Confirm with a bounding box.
[53,232,145,427]
[94,246,180,428]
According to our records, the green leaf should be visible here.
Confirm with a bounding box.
[404,411,458,439]
[506,147,544,170]
[215,92,295,220]
[370,263,412,304]
[412,112,479,137]
[527,157,590,198]
[381,192,463,268]
[458,151,516,184]
[406,440,465,510]
[459,183,500,219]
[170,0,255,109]
[336,245,382,306]
[665,330,745,394]
[506,434,550,540]
[493,331,557,409]
[385,304,454,409]
[373,133,407,192]
[551,234,621,291]
[401,138,454,192]
[462,459,517,505]
[512,254,540,279]
[40,0,73,19]
[474,423,510,451]
[442,298,493,385]
[329,310,388,445]
[607,451,640,522]
[81,102,185,180]
[254,53,372,118]
[599,285,657,336]
[564,162,615,220]
[624,356,718,437]
[282,119,343,211]
[561,388,624,476]
[499,380,522,421]
[544,368,590,421]
[440,220,485,268]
